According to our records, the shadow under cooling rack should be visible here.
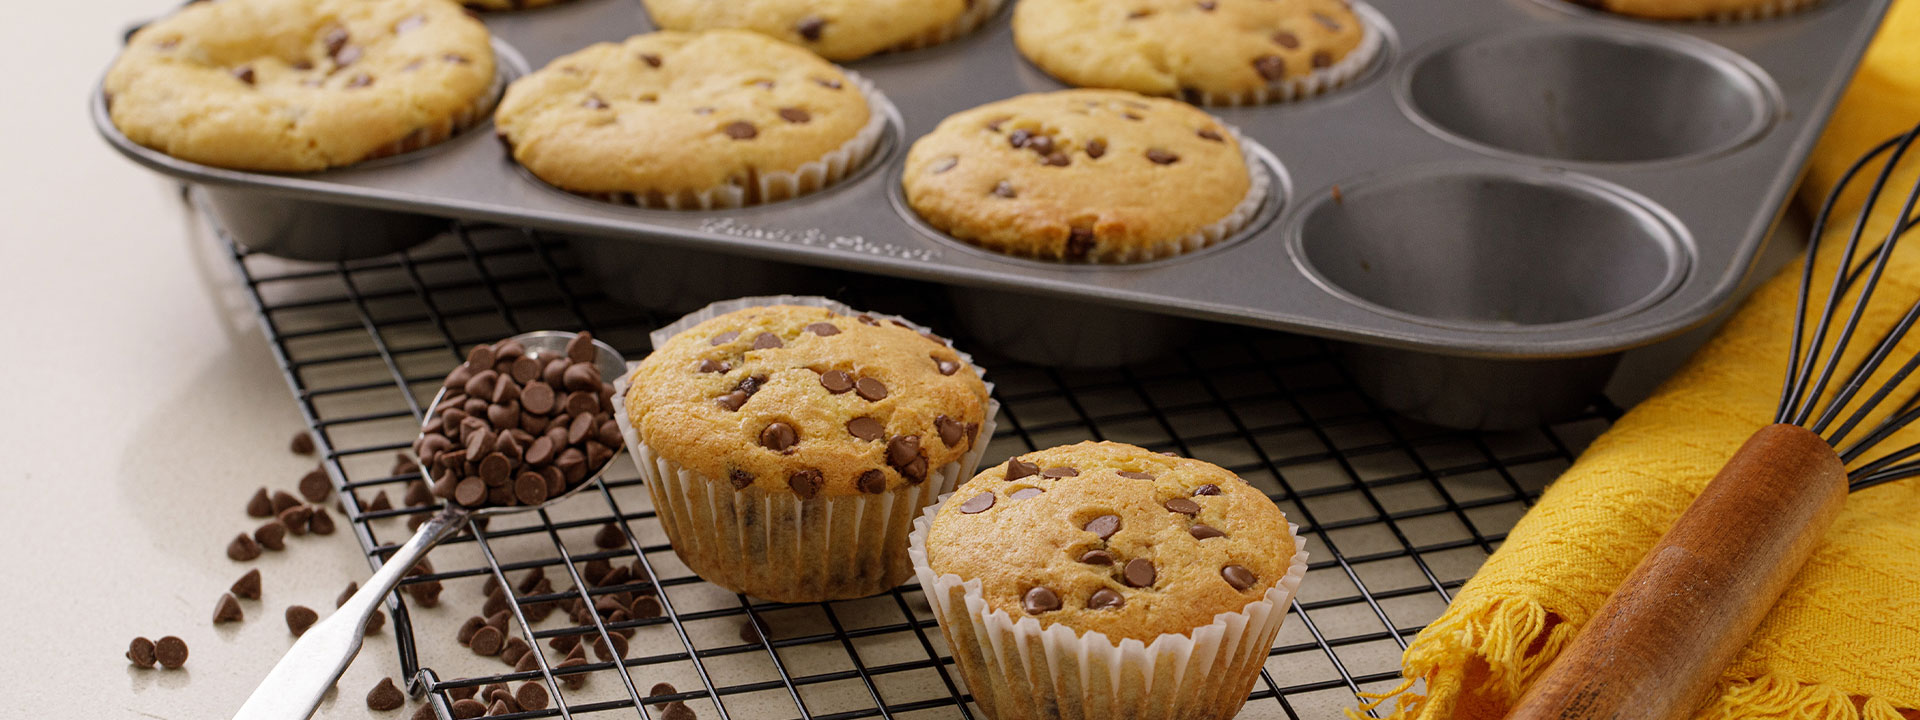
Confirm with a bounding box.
[212,195,1617,720]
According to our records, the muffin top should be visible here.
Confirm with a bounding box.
[494,30,871,199]
[903,90,1252,262]
[642,0,982,61]
[104,0,496,172]
[626,306,990,499]
[926,441,1294,642]
[1013,0,1366,100]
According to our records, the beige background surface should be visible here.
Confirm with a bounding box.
[0,3,1802,719]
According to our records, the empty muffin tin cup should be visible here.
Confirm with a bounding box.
[1401,26,1776,163]
[574,236,844,316]
[199,186,449,262]
[1292,165,1691,429]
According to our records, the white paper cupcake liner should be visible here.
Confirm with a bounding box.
[1100,126,1272,263]
[886,0,1008,54]
[577,72,895,211]
[908,494,1310,720]
[614,295,1000,602]
[1193,1,1387,107]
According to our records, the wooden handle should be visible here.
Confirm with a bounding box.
[1506,424,1848,720]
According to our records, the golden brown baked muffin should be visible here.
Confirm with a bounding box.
[911,441,1307,720]
[104,0,496,172]
[1564,0,1820,20]
[1013,0,1373,105]
[494,30,880,209]
[641,0,1002,61]
[620,301,996,602]
[903,90,1261,263]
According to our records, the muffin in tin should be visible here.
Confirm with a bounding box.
[911,441,1308,720]
[903,89,1265,263]
[104,0,497,172]
[618,300,996,602]
[641,0,1005,62]
[1013,0,1378,105]
[494,30,884,209]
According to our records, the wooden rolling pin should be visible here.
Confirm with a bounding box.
[1505,424,1849,720]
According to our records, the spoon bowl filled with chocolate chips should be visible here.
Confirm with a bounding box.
[232,331,626,720]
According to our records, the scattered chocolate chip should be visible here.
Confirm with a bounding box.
[272,490,301,515]
[286,605,319,636]
[760,422,798,451]
[779,107,812,124]
[724,121,758,140]
[663,702,697,720]
[1117,471,1154,480]
[1085,139,1106,158]
[992,181,1017,199]
[1193,484,1221,496]
[1254,55,1286,81]
[450,699,487,719]
[487,700,510,716]
[845,416,884,441]
[1190,524,1225,539]
[516,682,550,711]
[155,636,189,669]
[1088,588,1125,609]
[1078,549,1114,565]
[1164,497,1202,515]
[649,682,677,702]
[1008,487,1043,500]
[213,592,244,624]
[788,469,824,499]
[931,156,958,174]
[357,678,403,713]
[857,469,886,494]
[751,332,783,350]
[298,469,331,503]
[958,492,995,514]
[228,532,263,561]
[1022,587,1060,614]
[935,357,961,375]
[1005,458,1039,480]
[470,626,504,656]
[247,487,274,517]
[1083,514,1121,539]
[595,522,625,549]
[290,431,315,456]
[1041,466,1078,478]
[255,521,287,551]
[1123,558,1157,587]
[368,489,395,511]
[127,637,156,668]
[854,377,888,401]
[1146,149,1180,165]
[1222,565,1256,590]
[232,569,262,600]
[310,507,336,535]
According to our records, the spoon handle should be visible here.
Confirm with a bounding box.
[232,507,469,720]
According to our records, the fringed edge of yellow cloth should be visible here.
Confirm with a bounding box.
[1345,595,1915,720]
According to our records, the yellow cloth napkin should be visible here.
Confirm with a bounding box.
[1358,5,1920,718]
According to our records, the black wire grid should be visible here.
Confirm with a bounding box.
[216,201,1619,719]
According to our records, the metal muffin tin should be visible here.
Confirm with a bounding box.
[96,0,1890,428]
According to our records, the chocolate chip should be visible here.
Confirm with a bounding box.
[931,156,958,174]
[1078,549,1113,565]
[728,468,754,490]
[228,532,262,561]
[458,616,484,645]
[565,331,597,363]
[814,77,842,89]
[1123,558,1157,587]
[1029,134,1056,155]
[450,699,487,719]
[649,682,677,701]
[583,94,608,110]
[1008,129,1031,148]
[564,390,598,416]
[1193,484,1221,496]
[710,331,740,346]
[368,490,394,511]
[1123,112,1143,121]
[958,492,995,514]
[1272,30,1301,48]
[272,490,301,515]
[232,569,262,600]
[857,469,886,494]
[310,507,336,535]
[779,107,812,124]
[760,422,798,451]
[127,637,156,668]
[1043,153,1070,167]
[818,369,854,394]
[1005,458,1038,480]
[1222,565,1256,590]
[886,435,920,467]
[154,636,189,669]
[1085,139,1106,158]
[640,53,662,68]
[470,625,503,656]
[1022,587,1060,614]
[1198,0,1217,8]
[294,469,330,503]
[1190,524,1225,539]
[797,16,826,40]
[1197,128,1224,142]
[1009,487,1043,500]
[752,332,783,350]
[516,682,550,711]
[247,488,274,517]
[1083,514,1120,539]
[854,377,887,401]
[935,357,961,375]
[935,415,965,446]
[366,677,405,711]
[563,363,602,392]
[346,72,373,88]
[213,592,244,624]
[1041,466,1078,478]
[788,469,823,499]
[324,27,350,58]
[1145,149,1180,165]
[804,322,840,337]
[254,520,287,551]
[663,702,697,720]
[1066,228,1095,259]
[724,121,758,140]
[992,181,1016,199]
[1254,55,1286,81]
[290,431,315,455]
[1088,588,1125,609]
[286,605,319,636]
[515,472,549,505]
[844,416,884,441]
[1313,12,1342,30]
[455,477,486,506]
[1164,497,1202,515]
[698,359,730,374]
[1117,471,1154,480]
[1312,51,1332,68]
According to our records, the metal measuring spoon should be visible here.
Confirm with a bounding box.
[233,331,627,720]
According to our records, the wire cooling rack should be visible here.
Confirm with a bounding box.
[214,196,1618,719]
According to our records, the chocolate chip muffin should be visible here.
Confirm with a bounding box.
[104,0,497,172]
[903,90,1265,263]
[641,0,1003,61]
[619,299,997,602]
[1013,0,1377,105]
[493,30,884,209]
[1562,0,1820,20]
[911,441,1308,719]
